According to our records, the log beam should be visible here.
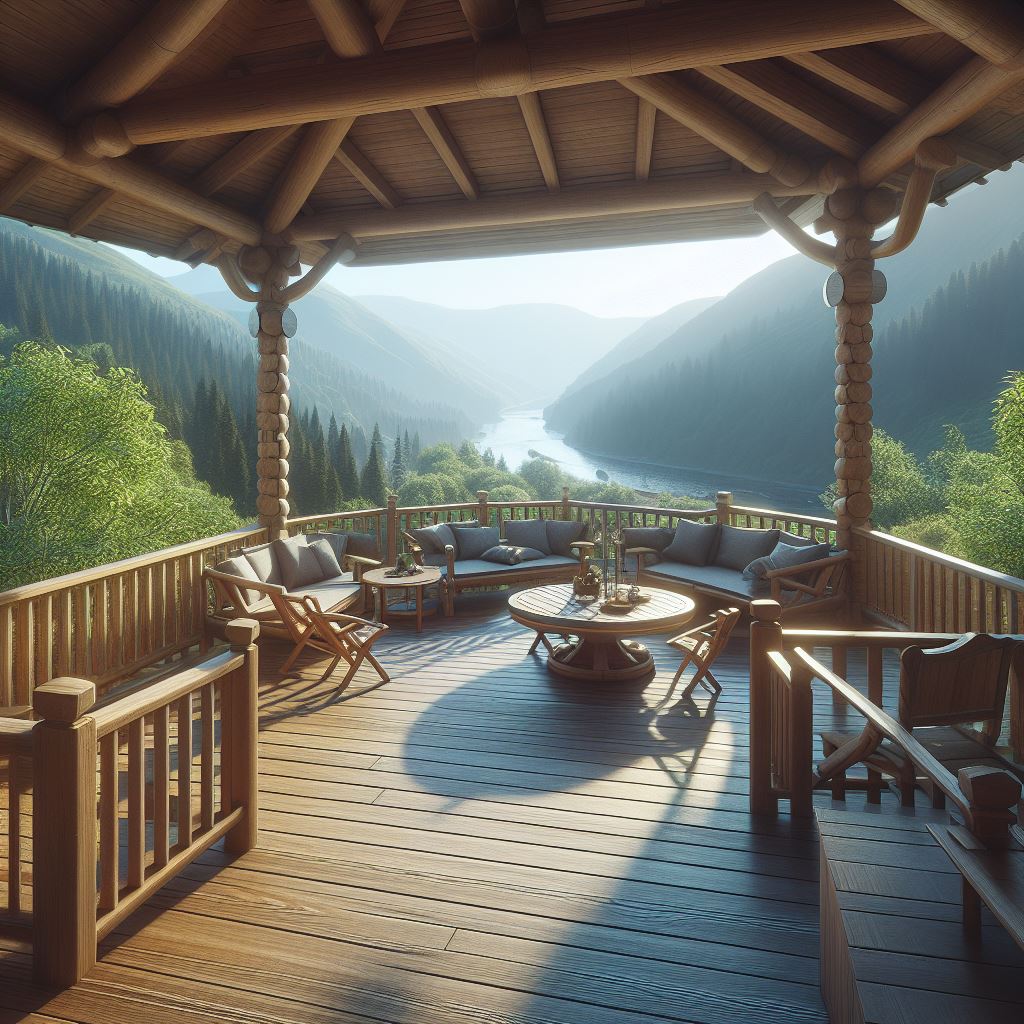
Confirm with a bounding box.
[620,75,812,187]
[411,107,479,199]
[264,118,355,234]
[752,194,836,266]
[333,139,400,208]
[0,159,48,214]
[859,56,1024,187]
[81,1,934,147]
[890,0,1024,67]
[194,126,299,197]
[60,0,230,120]
[290,170,810,240]
[699,61,876,160]
[635,99,656,181]
[367,0,408,42]
[458,0,518,41]
[517,93,559,191]
[308,0,381,58]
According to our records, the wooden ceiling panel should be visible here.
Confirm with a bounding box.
[543,0,644,25]
[308,159,383,209]
[384,0,471,49]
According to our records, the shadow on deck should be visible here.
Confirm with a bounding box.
[2,592,906,1023]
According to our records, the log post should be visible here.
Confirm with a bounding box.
[561,485,571,520]
[715,490,733,525]
[224,619,259,855]
[749,599,783,815]
[477,489,490,527]
[32,677,98,987]
[385,494,399,565]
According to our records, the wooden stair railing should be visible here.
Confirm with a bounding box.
[23,617,260,988]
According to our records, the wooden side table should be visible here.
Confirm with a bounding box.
[362,566,443,632]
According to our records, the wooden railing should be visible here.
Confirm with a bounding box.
[286,505,387,556]
[0,525,266,705]
[0,717,33,931]
[6,618,259,987]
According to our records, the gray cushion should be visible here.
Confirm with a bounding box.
[342,530,381,561]
[291,577,362,610]
[662,520,719,566]
[623,526,674,552]
[744,541,831,580]
[214,556,262,607]
[273,536,326,591]
[308,538,342,578]
[778,530,819,548]
[408,522,456,554]
[546,519,586,557]
[306,531,349,564]
[242,542,282,585]
[505,518,551,555]
[482,544,522,565]
[713,526,779,572]
[421,552,448,568]
[448,554,577,579]
[508,545,546,561]
[646,561,763,600]
[451,524,500,560]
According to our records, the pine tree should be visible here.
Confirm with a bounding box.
[390,433,407,491]
[361,423,390,506]
[336,423,360,499]
[496,454,508,472]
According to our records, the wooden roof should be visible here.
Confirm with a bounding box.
[1,0,1023,268]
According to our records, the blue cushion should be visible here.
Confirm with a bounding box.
[713,526,779,572]
[408,522,456,553]
[744,541,831,580]
[662,520,719,566]
[546,519,586,557]
[451,524,499,560]
[505,518,551,554]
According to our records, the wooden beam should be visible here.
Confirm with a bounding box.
[859,56,1024,187]
[67,189,117,235]
[411,107,479,199]
[60,0,230,120]
[635,99,656,181]
[333,138,400,208]
[194,125,299,196]
[890,0,1024,67]
[89,1,934,147]
[458,0,518,41]
[290,170,810,240]
[620,75,811,187]
[0,159,48,213]
[752,194,836,265]
[517,93,559,191]
[516,0,545,34]
[367,0,408,42]
[786,49,930,116]
[307,0,380,58]
[948,136,1016,171]
[699,61,876,160]
[264,118,355,234]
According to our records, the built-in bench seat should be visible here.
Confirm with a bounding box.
[817,805,1024,1023]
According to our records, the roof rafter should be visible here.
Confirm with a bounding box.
[634,99,656,181]
[67,188,117,234]
[307,0,381,58]
[367,0,409,42]
[333,138,400,208]
[890,0,1024,67]
[411,106,479,200]
[77,0,934,150]
[458,0,518,41]
[0,159,48,214]
[193,125,300,197]
[620,75,811,187]
[517,93,559,191]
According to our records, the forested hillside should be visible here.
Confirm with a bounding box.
[0,219,473,515]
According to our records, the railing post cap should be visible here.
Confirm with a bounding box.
[477,490,488,500]
[750,599,783,623]
[958,764,1022,807]
[33,677,96,722]
[387,494,398,507]
[225,618,260,647]
[716,491,733,500]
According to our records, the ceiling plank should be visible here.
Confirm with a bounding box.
[60,0,231,120]
[89,0,934,147]
[517,93,559,191]
[699,61,876,159]
[0,159,48,214]
[458,0,518,41]
[264,118,356,233]
[786,49,930,116]
[194,125,300,197]
[620,75,811,186]
[67,189,118,235]
[367,0,408,42]
[890,0,1024,67]
[307,0,381,58]
[290,170,811,240]
[411,106,479,199]
[333,138,400,208]
[860,56,1024,186]
[634,99,656,181]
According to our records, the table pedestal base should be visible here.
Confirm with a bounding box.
[547,637,654,681]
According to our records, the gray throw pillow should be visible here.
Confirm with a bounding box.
[622,526,674,552]
[451,524,499,560]
[215,556,262,607]
[272,536,325,590]
[744,541,831,580]
[306,531,348,564]
[778,530,818,548]
[342,530,380,561]
[513,546,546,561]
[308,538,342,578]
[482,545,522,565]
[546,519,586,557]
[713,526,779,571]
[505,518,551,555]
[408,522,456,553]
[661,520,719,566]
[242,542,282,584]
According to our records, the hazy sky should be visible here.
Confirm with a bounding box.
[115,228,810,319]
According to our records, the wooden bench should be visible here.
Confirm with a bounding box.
[818,806,1024,1023]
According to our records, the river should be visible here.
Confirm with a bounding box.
[476,410,825,513]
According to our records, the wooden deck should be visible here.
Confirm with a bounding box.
[0,593,962,1024]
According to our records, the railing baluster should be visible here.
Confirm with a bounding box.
[14,601,33,705]
[7,755,21,914]
[54,590,72,677]
[127,717,146,890]
[98,731,119,912]
[153,706,170,868]
[201,683,215,831]
[34,595,53,686]
[0,605,12,706]
[176,694,193,849]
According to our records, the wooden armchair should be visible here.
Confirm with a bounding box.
[664,607,740,702]
[819,633,1024,806]
[764,551,849,613]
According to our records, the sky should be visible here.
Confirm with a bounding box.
[114,228,812,320]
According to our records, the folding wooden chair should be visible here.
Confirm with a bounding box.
[664,607,741,702]
[273,592,390,688]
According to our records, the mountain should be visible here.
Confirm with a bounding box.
[545,163,1024,487]
[561,295,719,396]
[351,295,646,406]
[170,269,503,420]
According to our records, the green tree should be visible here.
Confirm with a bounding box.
[518,458,565,499]
[0,343,238,588]
[336,422,360,500]
[361,423,390,506]
[391,433,407,491]
[398,473,448,506]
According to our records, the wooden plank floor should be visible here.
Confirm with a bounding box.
[0,593,928,1023]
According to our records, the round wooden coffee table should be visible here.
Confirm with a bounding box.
[362,566,443,632]
[509,583,696,681]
